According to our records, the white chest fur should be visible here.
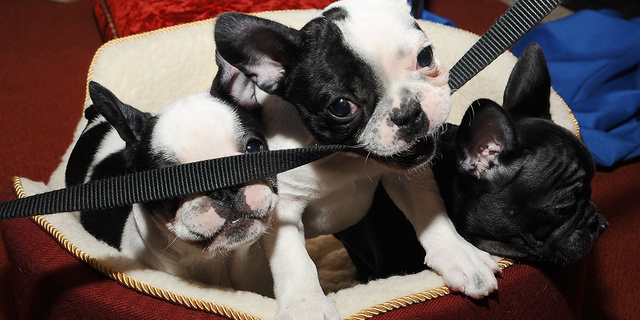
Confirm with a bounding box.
[121,204,274,296]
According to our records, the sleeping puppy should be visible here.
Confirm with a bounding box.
[335,43,609,282]
[214,0,500,318]
[65,81,277,295]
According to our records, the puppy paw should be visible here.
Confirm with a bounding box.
[276,294,340,320]
[426,240,501,299]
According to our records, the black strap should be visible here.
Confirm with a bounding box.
[0,145,349,219]
[448,0,564,91]
[0,0,563,219]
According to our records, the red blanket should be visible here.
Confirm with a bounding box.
[94,0,337,40]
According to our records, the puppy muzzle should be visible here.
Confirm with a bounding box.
[548,211,608,264]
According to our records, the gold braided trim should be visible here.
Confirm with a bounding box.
[10,176,26,199]
[557,94,582,139]
[346,287,451,320]
[10,176,262,320]
[345,258,515,320]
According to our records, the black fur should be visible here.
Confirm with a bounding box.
[214,12,382,147]
[65,83,155,248]
[66,109,135,248]
[335,43,608,281]
[65,112,111,186]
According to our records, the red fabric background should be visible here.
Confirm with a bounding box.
[94,0,338,40]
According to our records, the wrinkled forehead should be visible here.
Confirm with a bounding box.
[326,0,430,65]
[153,93,244,163]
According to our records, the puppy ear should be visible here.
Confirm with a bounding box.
[88,81,151,145]
[456,99,517,178]
[211,51,259,110]
[214,12,302,95]
[502,43,552,120]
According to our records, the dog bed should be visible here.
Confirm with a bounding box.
[4,10,579,320]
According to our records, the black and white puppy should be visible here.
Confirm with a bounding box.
[335,43,609,282]
[214,0,500,318]
[65,81,277,295]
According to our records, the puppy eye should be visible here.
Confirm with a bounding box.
[417,46,433,69]
[245,140,264,154]
[328,98,357,118]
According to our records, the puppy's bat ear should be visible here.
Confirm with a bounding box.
[211,51,259,110]
[456,99,517,178]
[88,81,151,145]
[214,12,302,95]
[503,42,552,120]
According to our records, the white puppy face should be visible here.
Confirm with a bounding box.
[144,93,278,253]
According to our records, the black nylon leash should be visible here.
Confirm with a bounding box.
[448,0,564,91]
[0,0,564,219]
[0,145,349,219]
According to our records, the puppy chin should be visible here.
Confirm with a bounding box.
[168,215,269,254]
[158,193,275,254]
[199,219,269,252]
[361,136,437,171]
[549,234,598,265]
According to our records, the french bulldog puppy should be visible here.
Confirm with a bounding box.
[65,81,277,295]
[335,43,609,282]
[214,0,500,318]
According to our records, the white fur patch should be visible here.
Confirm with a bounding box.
[152,92,245,163]
[85,126,125,183]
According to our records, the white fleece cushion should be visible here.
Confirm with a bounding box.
[38,9,576,320]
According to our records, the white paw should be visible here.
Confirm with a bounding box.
[276,294,340,320]
[426,239,501,299]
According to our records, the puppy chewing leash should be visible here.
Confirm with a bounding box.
[0,0,563,219]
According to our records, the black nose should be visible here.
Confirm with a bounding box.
[589,213,608,235]
[390,98,428,137]
[209,186,241,202]
[597,216,608,234]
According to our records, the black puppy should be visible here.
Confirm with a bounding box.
[335,43,608,281]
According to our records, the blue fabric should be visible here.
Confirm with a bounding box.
[512,10,640,167]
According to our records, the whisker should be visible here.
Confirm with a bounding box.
[364,152,374,182]
[160,235,179,258]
